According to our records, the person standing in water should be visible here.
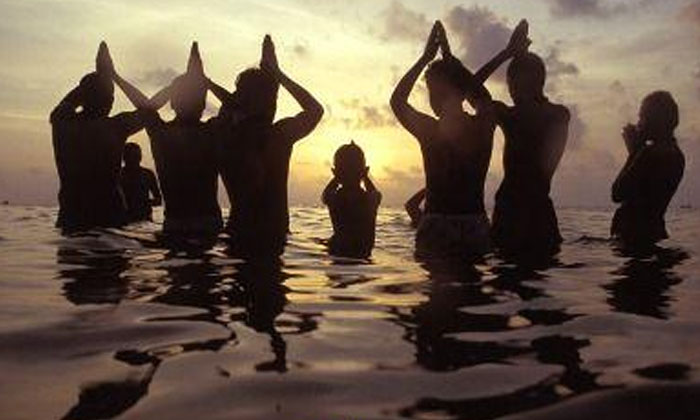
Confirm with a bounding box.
[474,20,570,259]
[110,42,223,243]
[322,141,382,259]
[120,143,161,223]
[611,91,685,250]
[216,35,324,257]
[50,42,144,231]
[390,21,496,260]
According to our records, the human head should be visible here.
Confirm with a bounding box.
[79,72,114,117]
[170,42,207,121]
[507,52,546,104]
[233,68,279,124]
[333,141,366,186]
[123,143,142,167]
[638,91,679,140]
[170,74,207,121]
[425,57,472,116]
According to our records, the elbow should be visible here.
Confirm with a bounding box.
[611,187,623,204]
[389,95,402,115]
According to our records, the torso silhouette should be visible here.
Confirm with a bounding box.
[612,140,685,246]
[421,114,494,216]
[219,118,295,255]
[120,166,159,222]
[51,109,142,229]
[327,187,381,258]
[492,100,569,255]
[143,112,221,228]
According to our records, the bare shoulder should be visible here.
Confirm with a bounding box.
[548,102,570,122]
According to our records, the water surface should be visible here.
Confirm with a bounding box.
[0,206,698,419]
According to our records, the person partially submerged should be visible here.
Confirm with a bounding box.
[474,20,570,259]
[322,141,382,259]
[111,42,224,243]
[611,91,685,250]
[120,142,161,223]
[50,42,144,231]
[390,21,496,260]
[215,35,324,258]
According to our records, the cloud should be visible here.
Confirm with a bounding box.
[679,0,700,24]
[544,47,580,78]
[340,98,395,129]
[135,67,179,88]
[546,0,629,19]
[567,104,587,151]
[291,43,310,58]
[444,5,511,75]
[380,0,429,41]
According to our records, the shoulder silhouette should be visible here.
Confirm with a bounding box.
[323,141,381,259]
[218,35,323,258]
[611,91,685,251]
[120,142,161,223]
[390,21,494,260]
[51,42,145,231]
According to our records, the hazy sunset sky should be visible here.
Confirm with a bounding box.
[1,0,698,207]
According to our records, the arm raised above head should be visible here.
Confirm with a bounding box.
[50,84,84,123]
[474,19,530,85]
[390,21,441,141]
[322,176,340,206]
[206,78,234,106]
[263,35,324,142]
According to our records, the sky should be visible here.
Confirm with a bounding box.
[0,0,698,208]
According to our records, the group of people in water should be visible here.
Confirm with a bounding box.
[51,20,686,261]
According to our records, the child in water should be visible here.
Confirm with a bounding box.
[120,142,162,222]
[322,142,382,258]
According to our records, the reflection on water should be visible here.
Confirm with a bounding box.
[0,206,699,419]
[606,247,688,319]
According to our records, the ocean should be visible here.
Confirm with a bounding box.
[0,206,698,419]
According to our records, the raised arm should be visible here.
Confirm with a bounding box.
[206,78,235,105]
[322,177,339,206]
[474,19,530,85]
[362,169,382,207]
[50,84,83,123]
[390,22,441,140]
[262,35,323,142]
[405,188,426,227]
[612,127,649,203]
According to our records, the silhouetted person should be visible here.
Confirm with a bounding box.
[611,91,685,250]
[390,21,495,260]
[111,42,223,243]
[216,35,324,257]
[50,42,144,231]
[322,141,381,258]
[474,21,570,259]
[120,143,161,222]
[405,188,426,228]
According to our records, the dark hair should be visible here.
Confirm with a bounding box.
[79,72,114,112]
[642,91,679,133]
[123,142,142,164]
[334,141,365,169]
[425,57,473,95]
[170,73,207,112]
[233,68,279,123]
[507,52,546,92]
